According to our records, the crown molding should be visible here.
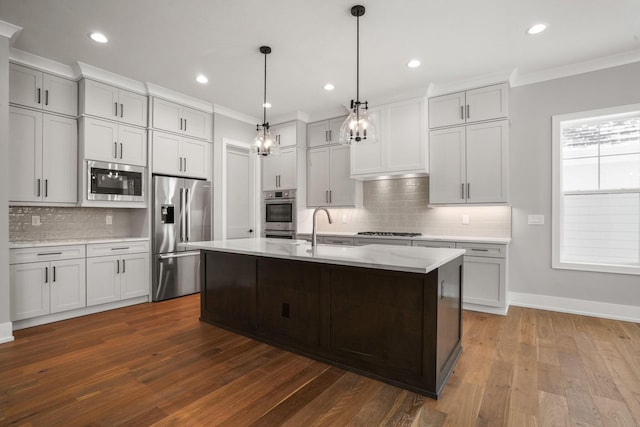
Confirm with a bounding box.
[0,20,22,43]
[510,49,640,87]
[270,111,310,125]
[146,82,213,112]
[427,69,513,97]
[75,61,146,94]
[9,48,76,79]
[213,104,258,125]
[306,106,350,123]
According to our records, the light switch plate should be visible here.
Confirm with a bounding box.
[106,215,113,225]
[31,215,40,226]
[528,214,544,225]
[462,214,470,225]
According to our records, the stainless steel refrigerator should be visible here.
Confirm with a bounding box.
[152,175,211,301]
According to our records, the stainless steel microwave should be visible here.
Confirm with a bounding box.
[87,161,145,202]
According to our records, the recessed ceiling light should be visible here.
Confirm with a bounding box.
[89,32,108,43]
[196,74,208,84]
[263,102,272,108]
[407,59,421,68]
[527,23,547,35]
[324,83,335,91]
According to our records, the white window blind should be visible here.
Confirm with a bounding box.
[552,104,640,275]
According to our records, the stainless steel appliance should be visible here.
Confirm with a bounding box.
[263,189,296,235]
[87,161,145,202]
[152,175,211,301]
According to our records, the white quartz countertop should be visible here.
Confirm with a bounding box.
[9,237,149,249]
[181,238,466,274]
[296,232,511,244]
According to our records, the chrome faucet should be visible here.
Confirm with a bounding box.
[311,207,333,247]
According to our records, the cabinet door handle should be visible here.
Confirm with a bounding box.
[471,248,489,252]
[53,266,56,282]
[122,259,126,273]
[460,105,464,120]
[37,252,62,256]
[329,190,332,203]
[45,267,48,283]
[114,142,118,158]
[461,183,465,199]
[45,179,48,197]
[325,190,328,203]
[180,118,183,130]
[179,157,182,171]
[120,143,123,159]
[115,102,118,117]
[467,183,470,199]
[37,88,41,104]
[466,105,470,119]
[184,119,187,132]
[45,90,49,106]
[325,130,329,142]
[183,157,187,171]
[116,260,120,274]
[37,178,41,197]
[120,103,124,118]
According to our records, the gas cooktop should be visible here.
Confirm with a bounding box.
[357,231,422,237]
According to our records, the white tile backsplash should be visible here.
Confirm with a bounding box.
[315,177,511,238]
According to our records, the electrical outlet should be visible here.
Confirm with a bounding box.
[106,215,112,225]
[462,214,470,225]
[528,214,545,225]
[342,214,348,224]
[31,215,41,226]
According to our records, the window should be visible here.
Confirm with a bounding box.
[552,104,640,275]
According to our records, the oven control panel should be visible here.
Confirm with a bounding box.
[264,189,296,200]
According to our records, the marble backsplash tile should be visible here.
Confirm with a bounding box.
[315,177,512,238]
[9,206,118,241]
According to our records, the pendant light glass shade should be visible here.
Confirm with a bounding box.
[339,5,376,145]
[338,102,377,144]
[252,45,279,156]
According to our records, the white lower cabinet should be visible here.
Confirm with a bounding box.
[86,243,150,307]
[10,247,86,321]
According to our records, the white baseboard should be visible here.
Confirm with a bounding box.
[463,302,508,316]
[0,322,15,344]
[509,292,640,323]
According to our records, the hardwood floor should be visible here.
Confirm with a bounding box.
[1,295,639,426]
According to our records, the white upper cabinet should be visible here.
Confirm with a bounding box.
[262,147,298,191]
[81,117,147,166]
[429,120,508,204]
[307,116,347,148]
[351,98,428,178]
[271,122,298,147]
[10,63,78,117]
[428,83,508,129]
[81,79,148,127]
[152,131,209,179]
[152,98,212,141]
[307,145,360,207]
[9,107,77,204]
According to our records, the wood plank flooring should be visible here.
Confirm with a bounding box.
[1,295,639,426]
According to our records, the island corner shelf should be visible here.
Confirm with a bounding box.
[183,238,465,398]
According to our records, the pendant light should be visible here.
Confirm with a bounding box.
[253,45,278,156]
[339,5,377,145]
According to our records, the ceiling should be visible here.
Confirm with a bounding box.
[1,0,639,121]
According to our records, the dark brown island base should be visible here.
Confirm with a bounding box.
[185,239,465,398]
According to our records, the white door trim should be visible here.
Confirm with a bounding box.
[221,138,260,240]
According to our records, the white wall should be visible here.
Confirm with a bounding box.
[212,113,256,239]
[509,62,640,314]
[0,34,13,342]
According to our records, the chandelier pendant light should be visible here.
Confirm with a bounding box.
[253,45,278,156]
[339,5,377,145]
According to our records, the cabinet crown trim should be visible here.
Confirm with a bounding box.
[76,63,147,94]
[148,83,213,113]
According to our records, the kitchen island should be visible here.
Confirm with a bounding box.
[182,238,465,398]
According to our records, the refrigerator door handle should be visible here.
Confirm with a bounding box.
[179,188,185,242]
[185,188,190,241]
[157,252,200,260]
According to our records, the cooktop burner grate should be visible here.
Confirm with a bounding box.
[357,231,422,237]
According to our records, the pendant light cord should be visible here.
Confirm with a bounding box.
[356,12,360,104]
[263,52,267,128]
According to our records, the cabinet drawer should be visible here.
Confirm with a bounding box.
[323,236,354,246]
[10,245,86,264]
[412,240,456,248]
[86,240,150,257]
[455,242,506,258]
